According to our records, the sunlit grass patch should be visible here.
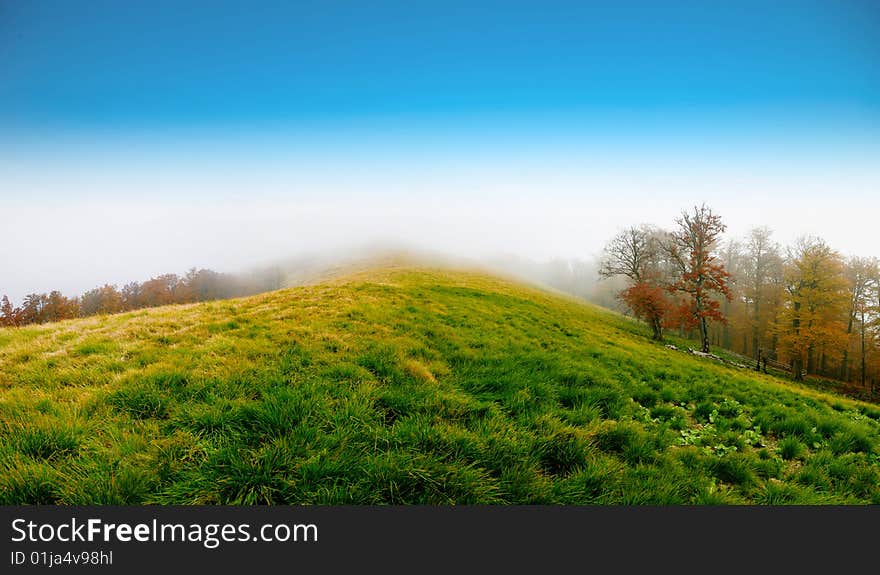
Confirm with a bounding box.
[1,266,879,504]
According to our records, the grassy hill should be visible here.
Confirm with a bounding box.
[1,266,879,504]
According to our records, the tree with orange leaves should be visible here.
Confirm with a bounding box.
[663,204,732,353]
[0,295,19,327]
[619,282,670,341]
[777,237,850,381]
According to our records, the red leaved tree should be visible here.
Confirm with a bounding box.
[663,204,732,353]
[0,295,19,327]
[620,282,671,341]
[599,225,671,340]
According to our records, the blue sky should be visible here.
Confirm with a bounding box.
[2,0,878,129]
[1,1,879,299]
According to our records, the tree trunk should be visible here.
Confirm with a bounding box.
[841,310,854,381]
[807,345,814,375]
[722,312,730,349]
[700,316,710,353]
[651,316,663,341]
[752,296,761,360]
[792,356,803,381]
[792,302,801,380]
[860,310,867,389]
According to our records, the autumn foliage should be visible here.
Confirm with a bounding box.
[602,205,880,395]
[601,205,732,352]
[664,205,732,353]
[0,267,283,328]
[619,282,670,341]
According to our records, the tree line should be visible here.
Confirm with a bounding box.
[0,267,284,327]
[600,204,880,392]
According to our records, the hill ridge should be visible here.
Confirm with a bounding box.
[1,266,879,504]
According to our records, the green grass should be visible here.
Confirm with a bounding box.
[1,265,879,504]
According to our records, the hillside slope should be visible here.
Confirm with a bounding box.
[1,266,879,504]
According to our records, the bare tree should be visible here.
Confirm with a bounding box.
[599,225,657,284]
[599,225,669,340]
